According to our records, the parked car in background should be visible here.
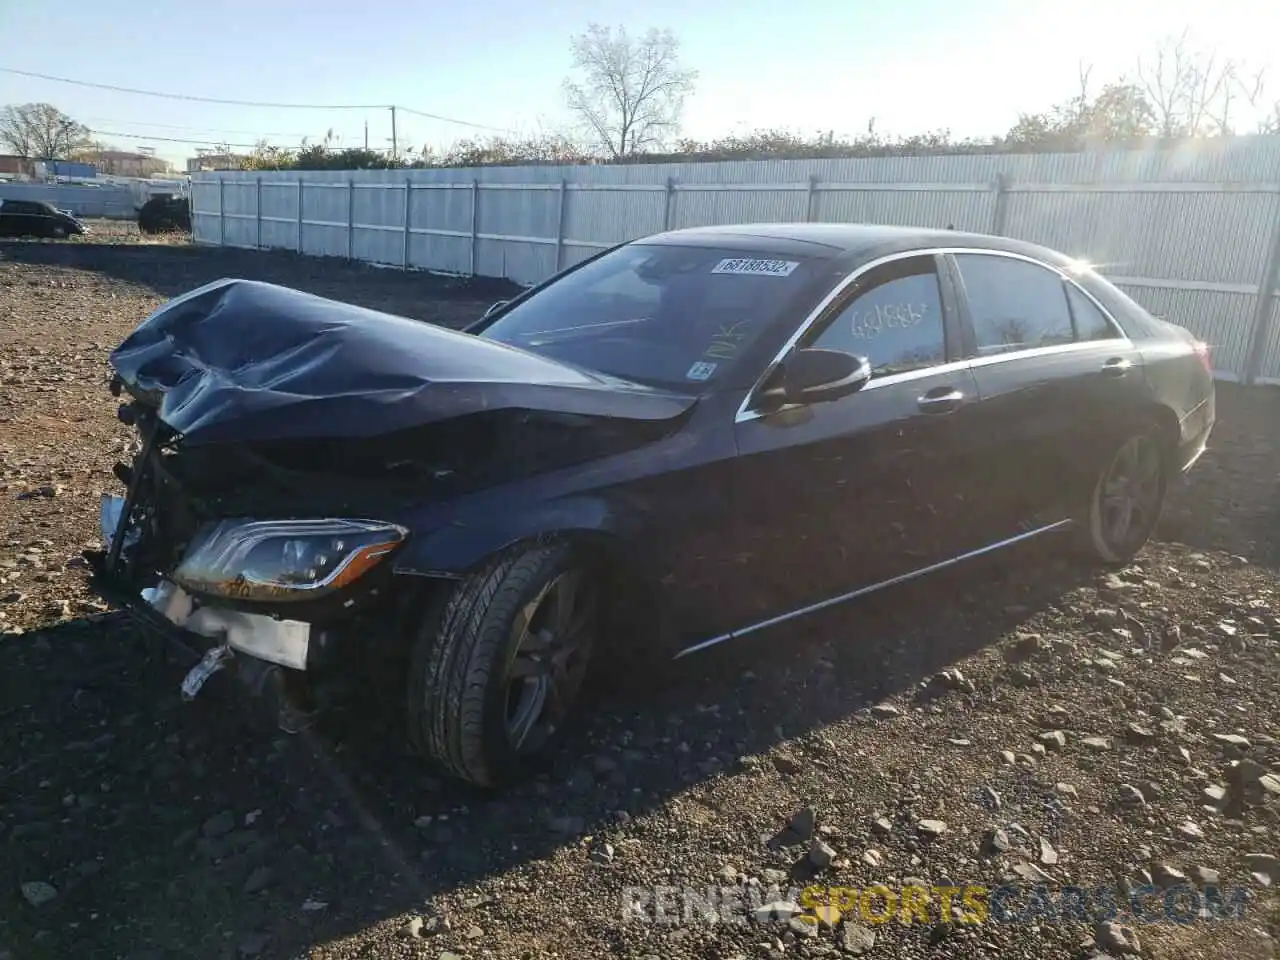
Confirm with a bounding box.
[0,199,87,238]
[87,223,1215,788]
[138,195,191,235]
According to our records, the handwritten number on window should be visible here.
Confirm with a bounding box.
[849,303,926,340]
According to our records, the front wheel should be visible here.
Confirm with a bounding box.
[1080,428,1168,565]
[407,542,600,787]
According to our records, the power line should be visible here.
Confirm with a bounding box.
[397,104,513,133]
[86,129,394,153]
[81,116,316,138]
[87,129,274,148]
[2,65,516,132]
[1,66,385,109]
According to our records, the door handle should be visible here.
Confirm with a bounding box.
[1101,357,1132,377]
[917,388,964,412]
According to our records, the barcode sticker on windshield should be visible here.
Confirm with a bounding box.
[711,258,799,277]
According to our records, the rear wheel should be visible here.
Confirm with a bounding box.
[407,542,600,787]
[1080,428,1168,565]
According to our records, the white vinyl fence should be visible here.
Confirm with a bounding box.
[191,137,1280,384]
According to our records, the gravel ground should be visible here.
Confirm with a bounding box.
[1,237,1278,960]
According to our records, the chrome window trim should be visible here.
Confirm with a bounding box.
[1060,273,1128,342]
[672,518,1075,659]
[734,245,1132,424]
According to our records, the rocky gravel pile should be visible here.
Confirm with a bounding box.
[1,238,1278,960]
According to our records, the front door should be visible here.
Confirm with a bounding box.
[725,253,991,635]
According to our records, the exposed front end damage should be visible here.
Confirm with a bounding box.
[86,397,417,731]
[87,278,692,735]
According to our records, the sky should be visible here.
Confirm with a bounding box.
[1,0,1277,167]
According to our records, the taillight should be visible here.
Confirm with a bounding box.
[1192,340,1212,375]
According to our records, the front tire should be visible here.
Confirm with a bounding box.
[1080,427,1168,565]
[407,542,600,787]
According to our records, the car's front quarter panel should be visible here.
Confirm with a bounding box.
[388,393,745,652]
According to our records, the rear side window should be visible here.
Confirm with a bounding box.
[1065,283,1121,341]
[954,254,1074,354]
[809,255,946,376]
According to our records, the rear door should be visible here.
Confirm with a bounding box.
[725,252,993,633]
[2,201,44,237]
[0,201,29,236]
[947,251,1150,535]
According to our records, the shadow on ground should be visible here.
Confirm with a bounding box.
[1,539,1100,960]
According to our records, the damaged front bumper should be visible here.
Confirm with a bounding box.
[96,493,311,670]
[89,390,415,732]
[88,494,321,729]
[143,577,310,671]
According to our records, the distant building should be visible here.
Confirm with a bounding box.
[186,152,246,172]
[81,150,170,177]
[0,155,36,178]
[37,159,98,179]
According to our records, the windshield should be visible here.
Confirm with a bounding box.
[478,243,822,390]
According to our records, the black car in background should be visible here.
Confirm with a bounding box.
[138,195,191,235]
[89,223,1216,787]
[0,198,87,238]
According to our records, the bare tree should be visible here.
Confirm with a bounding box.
[1217,64,1268,135]
[1067,61,1094,127]
[563,24,697,159]
[1137,30,1241,136]
[0,103,91,158]
[1260,101,1280,135]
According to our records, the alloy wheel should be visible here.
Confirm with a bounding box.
[502,569,598,753]
[1098,435,1163,555]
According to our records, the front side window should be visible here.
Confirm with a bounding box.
[479,243,825,390]
[954,254,1074,355]
[809,256,946,376]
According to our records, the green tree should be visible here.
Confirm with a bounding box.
[240,139,296,170]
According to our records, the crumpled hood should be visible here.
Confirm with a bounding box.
[109,278,696,445]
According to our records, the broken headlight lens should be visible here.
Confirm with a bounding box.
[173,518,408,602]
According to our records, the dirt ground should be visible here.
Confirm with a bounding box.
[1,237,1278,960]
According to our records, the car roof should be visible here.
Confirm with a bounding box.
[2,199,58,210]
[634,222,1171,341]
[636,222,1074,269]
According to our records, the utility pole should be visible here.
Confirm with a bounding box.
[390,105,398,161]
[364,120,368,150]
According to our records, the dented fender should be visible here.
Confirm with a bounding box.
[391,493,633,577]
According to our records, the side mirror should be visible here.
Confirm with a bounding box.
[483,300,510,319]
[759,347,871,409]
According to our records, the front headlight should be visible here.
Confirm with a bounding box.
[173,518,408,602]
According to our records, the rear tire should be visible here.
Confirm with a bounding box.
[406,541,600,787]
[1078,427,1168,565]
